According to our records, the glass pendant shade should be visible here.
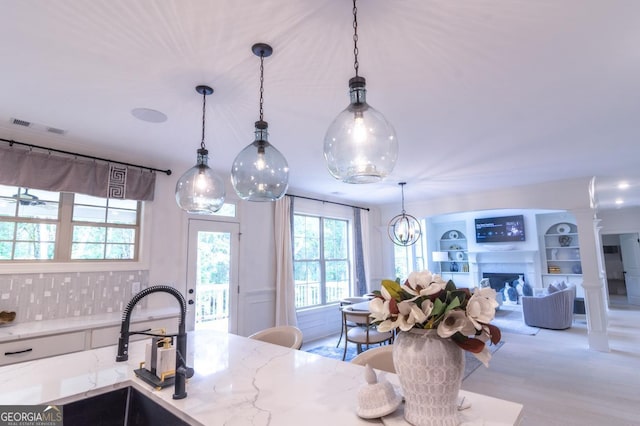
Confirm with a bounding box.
[175,148,226,214]
[231,121,289,201]
[388,212,422,246]
[324,77,398,183]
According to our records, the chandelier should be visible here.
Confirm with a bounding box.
[175,86,226,214]
[388,182,421,246]
[323,0,398,183]
[231,43,289,201]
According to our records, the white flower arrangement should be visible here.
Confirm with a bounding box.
[369,270,502,366]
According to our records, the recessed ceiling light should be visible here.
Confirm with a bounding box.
[618,181,630,190]
[131,108,167,123]
[615,198,624,205]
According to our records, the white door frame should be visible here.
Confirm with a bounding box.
[619,233,640,306]
[186,219,240,333]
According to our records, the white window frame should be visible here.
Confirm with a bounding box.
[0,185,147,273]
[293,198,355,310]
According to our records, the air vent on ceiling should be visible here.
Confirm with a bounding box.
[11,118,31,127]
[10,117,67,135]
[46,127,66,135]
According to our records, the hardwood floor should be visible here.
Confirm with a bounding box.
[302,302,640,425]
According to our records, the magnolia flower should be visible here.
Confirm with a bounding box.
[370,270,501,369]
[369,297,391,323]
[466,287,499,330]
[404,271,447,296]
[396,299,434,331]
[437,310,476,338]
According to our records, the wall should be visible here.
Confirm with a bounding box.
[0,270,149,322]
[145,166,277,337]
[376,178,593,280]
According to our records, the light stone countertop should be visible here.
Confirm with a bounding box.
[0,307,180,342]
[0,329,523,425]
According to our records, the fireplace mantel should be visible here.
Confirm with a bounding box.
[467,250,541,287]
[468,250,538,263]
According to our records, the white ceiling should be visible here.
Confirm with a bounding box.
[1,0,639,209]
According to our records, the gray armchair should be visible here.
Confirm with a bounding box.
[521,285,576,330]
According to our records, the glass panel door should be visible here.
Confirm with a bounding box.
[186,219,239,332]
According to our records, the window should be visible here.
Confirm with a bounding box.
[0,187,59,260]
[293,214,351,308]
[71,194,139,260]
[393,219,427,281]
[0,185,140,262]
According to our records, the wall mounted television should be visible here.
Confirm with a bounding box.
[475,214,526,243]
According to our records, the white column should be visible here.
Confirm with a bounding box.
[571,208,610,352]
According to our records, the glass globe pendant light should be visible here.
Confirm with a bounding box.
[175,85,226,214]
[388,182,421,246]
[231,43,289,201]
[323,0,398,184]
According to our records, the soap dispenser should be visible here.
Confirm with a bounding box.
[144,336,177,381]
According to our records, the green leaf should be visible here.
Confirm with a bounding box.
[381,279,404,300]
[431,298,446,317]
[445,280,457,292]
[445,296,461,312]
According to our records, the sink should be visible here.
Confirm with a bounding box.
[60,385,192,426]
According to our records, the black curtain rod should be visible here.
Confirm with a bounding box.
[287,193,370,211]
[1,138,172,176]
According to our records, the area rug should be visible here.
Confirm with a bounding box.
[492,304,540,335]
[305,342,504,381]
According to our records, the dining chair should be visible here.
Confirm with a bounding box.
[341,306,393,361]
[248,325,304,350]
[336,296,372,347]
[350,345,395,373]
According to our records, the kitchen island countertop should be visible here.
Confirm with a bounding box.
[0,329,523,425]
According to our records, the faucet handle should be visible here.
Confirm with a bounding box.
[177,365,195,379]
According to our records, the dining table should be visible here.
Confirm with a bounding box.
[351,300,373,312]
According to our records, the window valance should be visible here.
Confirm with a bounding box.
[0,145,156,201]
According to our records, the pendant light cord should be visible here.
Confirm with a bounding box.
[352,0,359,77]
[400,182,407,214]
[259,51,265,121]
[200,90,207,150]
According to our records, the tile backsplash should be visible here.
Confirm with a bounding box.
[0,270,149,323]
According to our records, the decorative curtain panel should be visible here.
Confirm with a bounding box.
[0,145,155,201]
[353,207,368,296]
[274,196,298,326]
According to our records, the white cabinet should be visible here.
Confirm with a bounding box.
[0,313,180,365]
[437,230,469,276]
[541,222,583,296]
[90,317,179,349]
[1,332,86,366]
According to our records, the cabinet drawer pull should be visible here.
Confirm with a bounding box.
[4,348,33,356]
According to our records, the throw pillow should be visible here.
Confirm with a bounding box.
[556,281,568,290]
[522,282,533,296]
[547,283,559,294]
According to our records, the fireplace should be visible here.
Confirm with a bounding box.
[482,272,524,291]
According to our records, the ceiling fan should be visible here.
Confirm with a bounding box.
[12,188,46,206]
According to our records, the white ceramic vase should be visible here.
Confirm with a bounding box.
[393,329,464,426]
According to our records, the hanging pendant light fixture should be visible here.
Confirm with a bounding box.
[175,85,226,214]
[388,182,421,246]
[323,0,398,184]
[231,43,289,201]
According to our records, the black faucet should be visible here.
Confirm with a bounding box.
[116,285,194,399]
